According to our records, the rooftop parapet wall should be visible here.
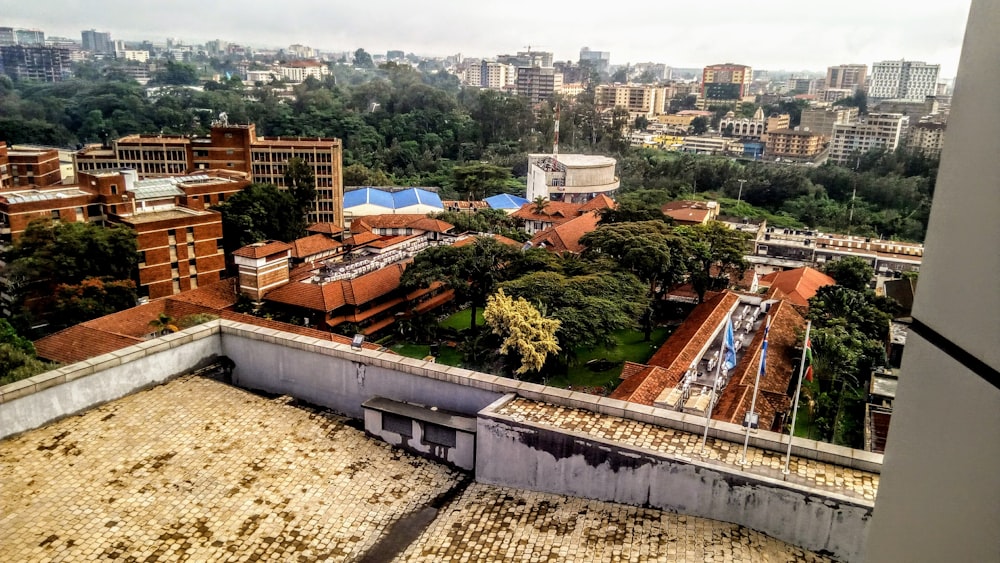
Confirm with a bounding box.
[1,319,881,474]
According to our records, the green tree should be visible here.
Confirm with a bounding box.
[677,221,752,302]
[690,116,709,135]
[152,61,200,85]
[343,163,392,186]
[401,236,525,332]
[823,256,875,292]
[483,289,561,376]
[451,162,519,199]
[148,312,179,335]
[215,184,307,254]
[3,221,138,332]
[283,157,316,219]
[580,221,688,295]
[0,317,55,384]
[52,278,138,331]
[353,48,375,69]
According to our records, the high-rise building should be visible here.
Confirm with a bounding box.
[799,107,859,138]
[579,47,611,74]
[516,50,552,68]
[81,29,113,54]
[868,60,940,101]
[14,29,44,46]
[0,46,71,82]
[825,64,867,92]
[0,28,16,46]
[594,84,667,116]
[515,66,563,104]
[701,63,753,102]
[907,118,947,159]
[829,113,909,164]
[481,61,515,89]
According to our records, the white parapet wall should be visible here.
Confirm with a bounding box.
[476,395,873,562]
[0,322,223,440]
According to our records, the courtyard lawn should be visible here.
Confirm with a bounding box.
[438,308,485,331]
[390,343,463,367]
[544,327,672,390]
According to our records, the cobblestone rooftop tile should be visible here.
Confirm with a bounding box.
[496,397,879,502]
[398,484,832,563]
[0,376,839,562]
[0,376,459,562]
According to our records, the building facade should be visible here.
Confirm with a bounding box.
[73,124,344,225]
[4,147,61,187]
[829,113,909,165]
[579,47,610,73]
[525,154,619,203]
[701,63,753,102]
[764,129,826,160]
[595,84,667,117]
[0,45,71,82]
[81,29,113,54]
[907,119,947,158]
[868,60,940,101]
[825,64,867,92]
[799,107,859,138]
[515,67,563,104]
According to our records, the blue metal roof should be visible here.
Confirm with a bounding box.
[344,188,395,209]
[393,188,443,209]
[485,193,529,209]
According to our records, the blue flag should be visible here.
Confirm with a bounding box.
[723,317,737,371]
[758,318,771,379]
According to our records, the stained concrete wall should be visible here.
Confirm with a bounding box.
[363,409,476,471]
[220,327,506,419]
[477,405,872,562]
[0,323,222,440]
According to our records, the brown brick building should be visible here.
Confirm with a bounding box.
[73,123,344,225]
[0,169,248,299]
[3,146,61,188]
[764,129,827,160]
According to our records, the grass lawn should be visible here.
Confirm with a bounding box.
[544,327,672,390]
[438,308,485,331]
[390,343,463,367]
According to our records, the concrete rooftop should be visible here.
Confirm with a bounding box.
[0,376,833,562]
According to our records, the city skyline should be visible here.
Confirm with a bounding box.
[2,0,970,77]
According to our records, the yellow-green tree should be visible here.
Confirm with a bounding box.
[483,289,560,376]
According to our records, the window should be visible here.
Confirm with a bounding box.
[50,210,60,221]
[382,413,412,437]
[110,184,118,195]
[423,423,457,448]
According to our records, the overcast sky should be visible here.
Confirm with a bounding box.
[2,1,972,77]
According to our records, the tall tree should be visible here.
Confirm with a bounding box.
[353,48,375,69]
[677,221,752,302]
[823,256,875,292]
[215,183,307,254]
[580,221,688,295]
[483,289,560,376]
[283,157,317,219]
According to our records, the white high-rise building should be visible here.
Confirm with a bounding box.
[868,60,940,101]
[829,113,910,164]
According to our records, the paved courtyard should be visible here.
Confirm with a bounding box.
[1,376,833,562]
[497,397,879,501]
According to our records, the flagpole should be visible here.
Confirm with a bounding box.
[738,314,771,467]
[782,320,812,476]
[700,314,730,455]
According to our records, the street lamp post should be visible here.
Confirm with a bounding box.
[737,178,747,204]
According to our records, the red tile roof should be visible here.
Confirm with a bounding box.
[307,222,346,236]
[290,234,343,260]
[609,291,741,405]
[510,201,584,224]
[350,214,451,233]
[263,263,407,312]
[35,325,143,364]
[712,300,806,431]
[344,232,381,246]
[662,201,715,224]
[579,194,617,212]
[528,211,601,254]
[232,240,293,259]
[759,267,835,307]
[167,278,240,310]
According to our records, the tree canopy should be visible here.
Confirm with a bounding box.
[3,220,139,333]
[483,289,560,376]
[823,256,875,292]
[215,183,306,254]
